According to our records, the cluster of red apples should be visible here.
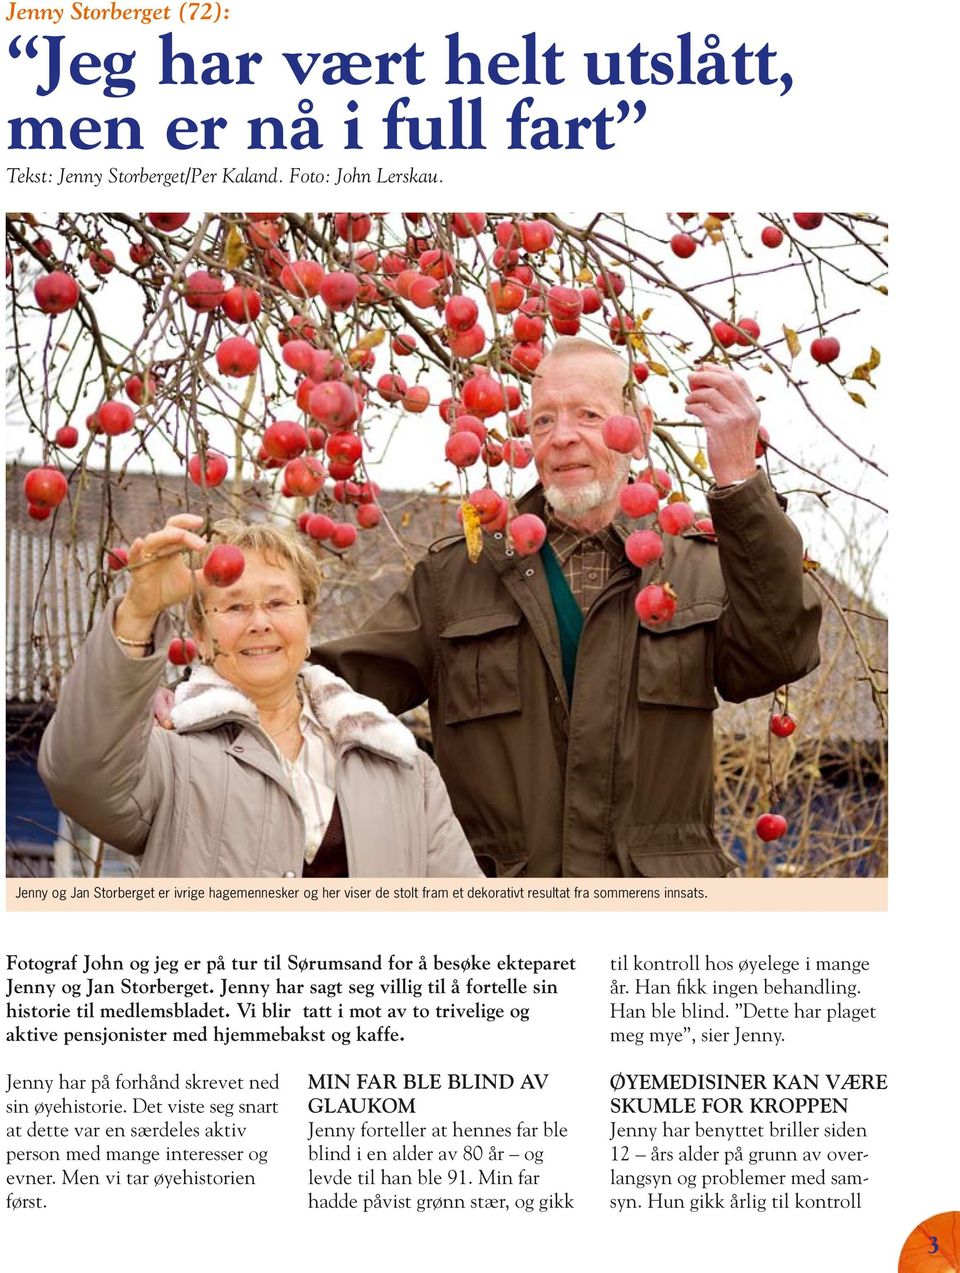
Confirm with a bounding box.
[20,211,851,547]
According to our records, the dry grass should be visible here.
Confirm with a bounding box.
[715,526,887,878]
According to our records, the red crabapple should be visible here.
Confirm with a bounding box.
[147,213,189,232]
[215,336,260,378]
[670,234,697,258]
[658,502,695,535]
[602,414,642,453]
[508,514,547,556]
[55,424,79,449]
[184,270,226,312]
[330,523,357,550]
[220,285,262,323]
[625,530,663,567]
[619,482,660,519]
[755,813,788,841]
[445,432,482,468]
[97,401,135,436]
[34,271,80,314]
[770,714,797,738]
[635,583,678,626]
[188,451,229,488]
[810,336,840,365]
[203,544,245,587]
[168,637,198,665]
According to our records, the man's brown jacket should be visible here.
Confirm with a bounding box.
[317,471,821,878]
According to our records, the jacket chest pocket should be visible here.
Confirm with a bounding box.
[439,610,523,725]
[636,601,723,710]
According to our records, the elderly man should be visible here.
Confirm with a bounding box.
[318,338,821,878]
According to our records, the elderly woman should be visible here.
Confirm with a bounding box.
[39,514,482,879]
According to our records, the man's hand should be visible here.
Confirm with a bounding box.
[153,688,175,730]
[685,363,760,487]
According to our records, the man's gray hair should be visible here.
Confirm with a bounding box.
[534,337,631,403]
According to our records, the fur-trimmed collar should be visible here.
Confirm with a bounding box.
[169,663,418,768]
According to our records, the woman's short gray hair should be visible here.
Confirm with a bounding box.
[186,519,322,628]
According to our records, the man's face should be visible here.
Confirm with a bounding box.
[530,353,633,526]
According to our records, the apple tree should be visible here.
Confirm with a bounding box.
[5,210,888,873]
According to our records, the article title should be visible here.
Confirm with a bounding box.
[6,30,795,152]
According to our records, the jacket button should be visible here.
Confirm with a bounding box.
[282,871,297,879]
[234,746,244,753]
[493,532,503,540]
[524,568,535,578]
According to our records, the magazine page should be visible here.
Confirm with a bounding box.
[1,4,948,1271]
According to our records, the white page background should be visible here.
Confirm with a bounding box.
[2,3,949,1269]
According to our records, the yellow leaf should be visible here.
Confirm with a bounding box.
[783,326,801,358]
[693,449,707,469]
[648,360,669,377]
[639,307,654,323]
[224,225,248,271]
[876,284,888,295]
[401,511,412,529]
[851,347,880,382]
[575,267,594,284]
[759,362,773,374]
[707,228,723,244]
[848,391,867,407]
[703,215,723,232]
[802,555,820,573]
[628,331,650,356]
[356,327,386,351]
[462,499,483,564]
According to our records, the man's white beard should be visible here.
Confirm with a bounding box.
[544,480,606,521]
[544,456,630,523]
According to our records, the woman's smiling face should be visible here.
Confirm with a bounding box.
[195,551,310,703]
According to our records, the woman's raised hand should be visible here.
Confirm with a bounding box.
[117,514,208,628]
